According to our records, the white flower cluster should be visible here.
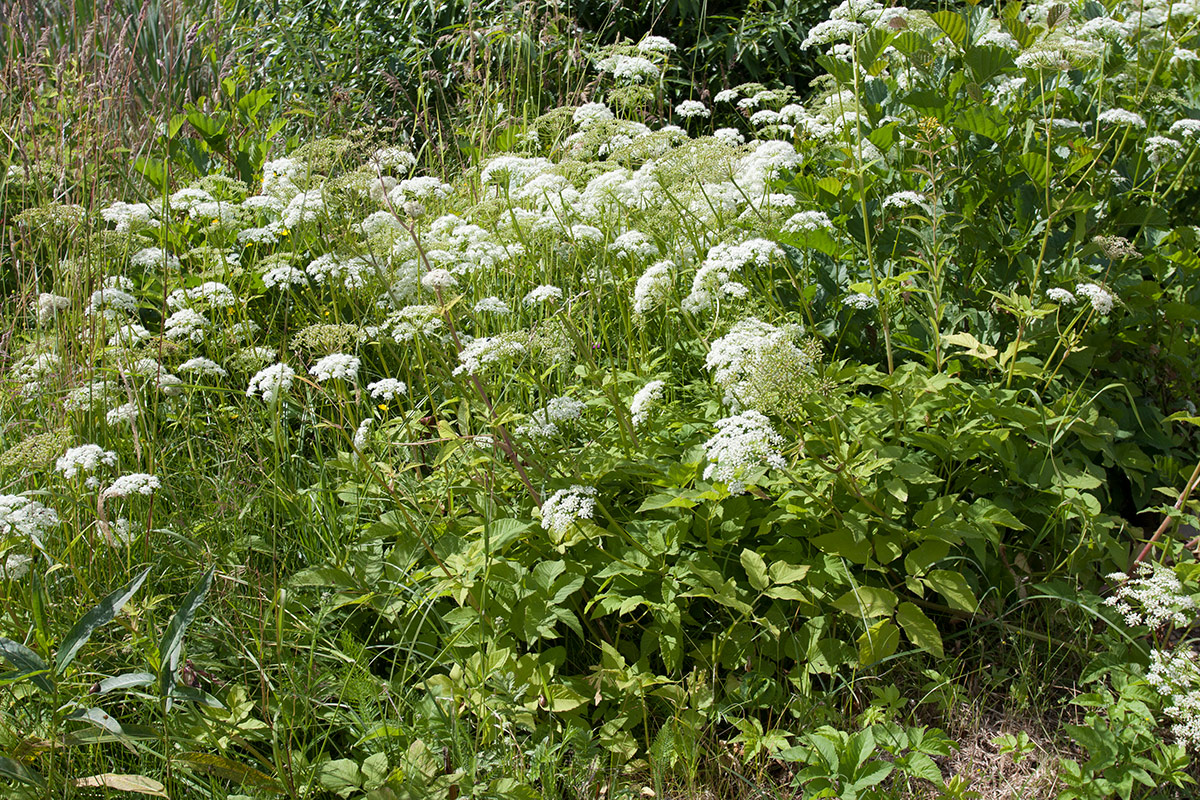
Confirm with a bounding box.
[34,293,71,325]
[56,444,118,480]
[630,380,666,426]
[1105,562,1197,627]
[684,239,782,313]
[609,230,659,260]
[1148,648,1200,751]
[675,100,711,119]
[367,378,407,401]
[702,410,787,495]
[473,296,511,314]
[1097,108,1147,129]
[633,261,673,315]
[2,553,32,580]
[165,309,208,343]
[517,396,585,439]
[0,494,60,543]
[1075,282,1116,314]
[843,292,879,310]
[454,336,526,376]
[179,357,228,378]
[1047,287,1077,305]
[539,485,597,535]
[524,285,564,305]
[247,363,296,403]
[103,473,161,499]
[310,353,361,382]
[783,210,834,234]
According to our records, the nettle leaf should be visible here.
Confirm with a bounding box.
[925,570,980,613]
[897,602,945,658]
[965,45,1015,84]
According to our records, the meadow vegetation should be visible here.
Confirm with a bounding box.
[4,0,1200,798]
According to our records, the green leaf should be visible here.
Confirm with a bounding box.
[1019,151,1050,189]
[180,753,284,793]
[740,548,770,591]
[133,157,168,192]
[0,638,52,692]
[71,774,167,796]
[932,10,969,49]
[943,332,998,361]
[768,561,810,584]
[857,620,901,666]
[813,529,872,563]
[159,567,215,700]
[965,45,1015,83]
[95,672,157,695]
[0,755,45,787]
[897,602,945,658]
[926,569,980,613]
[954,106,1008,143]
[57,567,150,674]
[834,586,898,618]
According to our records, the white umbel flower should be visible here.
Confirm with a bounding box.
[367,379,407,401]
[56,444,118,480]
[539,485,597,535]
[103,473,161,498]
[702,411,787,495]
[630,380,666,426]
[247,363,296,403]
[310,354,361,382]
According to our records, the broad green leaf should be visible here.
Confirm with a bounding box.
[850,760,894,792]
[768,561,810,584]
[943,332,998,361]
[159,567,215,699]
[891,31,932,56]
[0,755,45,787]
[0,638,52,692]
[57,567,150,674]
[740,548,770,591]
[813,529,872,563]
[926,569,980,612]
[1019,151,1050,189]
[317,758,361,796]
[71,774,167,796]
[932,10,968,48]
[897,602,945,658]
[965,45,1015,83]
[954,106,1008,143]
[857,619,901,665]
[834,586,898,618]
[69,707,124,735]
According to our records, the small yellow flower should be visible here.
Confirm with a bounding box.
[377,404,388,411]
[278,228,290,237]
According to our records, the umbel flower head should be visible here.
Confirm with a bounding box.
[539,485,597,535]
[702,410,788,495]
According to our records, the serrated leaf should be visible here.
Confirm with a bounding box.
[159,568,215,700]
[71,774,167,796]
[740,549,770,591]
[926,569,980,612]
[892,31,932,56]
[932,10,969,49]
[57,567,150,674]
[897,602,945,658]
[834,586,898,618]
[0,638,52,692]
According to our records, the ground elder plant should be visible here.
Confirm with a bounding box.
[5,0,1200,796]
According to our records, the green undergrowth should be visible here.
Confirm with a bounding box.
[4,0,1200,798]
